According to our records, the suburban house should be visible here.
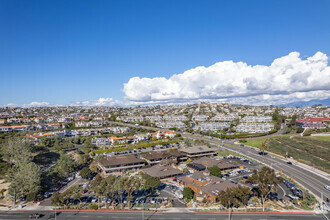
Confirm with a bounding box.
[0,126,13,133]
[97,155,145,175]
[141,164,183,179]
[140,149,187,165]
[177,170,237,203]
[108,136,126,144]
[92,137,111,147]
[126,136,138,144]
[179,146,218,158]
[7,118,21,124]
[135,134,149,142]
[147,131,176,139]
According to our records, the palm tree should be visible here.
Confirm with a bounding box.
[259,139,269,156]
[126,178,141,209]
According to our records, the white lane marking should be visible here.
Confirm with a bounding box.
[278,183,286,196]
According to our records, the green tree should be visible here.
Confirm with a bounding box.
[233,185,251,207]
[208,166,222,177]
[54,155,76,178]
[51,192,62,206]
[8,162,42,201]
[249,166,282,211]
[124,177,140,208]
[1,138,32,166]
[40,137,56,148]
[182,168,189,174]
[80,167,95,180]
[182,187,194,200]
[73,191,82,208]
[184,139,194,147]
[145,176,160,191]
[217,186,250,209]
[259,139,269,156]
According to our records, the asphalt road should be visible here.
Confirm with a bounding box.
[0,210,328,220]
[182,133,330,205]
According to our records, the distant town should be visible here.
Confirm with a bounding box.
[0,103,329,218]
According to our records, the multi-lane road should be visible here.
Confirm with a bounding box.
[0,210,328,220]
[109,121,330,204]
[183,133,330,205]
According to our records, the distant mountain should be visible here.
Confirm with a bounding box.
[279,98,330,107]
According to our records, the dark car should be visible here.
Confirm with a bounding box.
[287,161,293,165]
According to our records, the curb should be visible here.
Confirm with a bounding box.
[193,210,322,214]
[52,209,164,213]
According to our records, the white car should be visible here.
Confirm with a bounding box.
[325,185,330,191]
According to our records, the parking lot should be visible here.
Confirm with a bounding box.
[41,182,185,209]
[219,156,299,202]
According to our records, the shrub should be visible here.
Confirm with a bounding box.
[182,187,194,199]
[89,204,98,210]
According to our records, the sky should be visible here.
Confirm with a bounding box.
[0,0,330,107]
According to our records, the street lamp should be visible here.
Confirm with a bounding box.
[141,203,144,220]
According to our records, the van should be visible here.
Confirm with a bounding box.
[175,190,183,199]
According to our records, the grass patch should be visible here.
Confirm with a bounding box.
[307,136,330,142]
[244,134,299,148]
[267,137,329,172]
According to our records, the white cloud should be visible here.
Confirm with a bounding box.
[123,51,330,105]
[69,97,122,106]
[5,98,122,108]
[6,102,51,108]
[23,102,51,107]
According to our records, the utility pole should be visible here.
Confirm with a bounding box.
[321,192,324,212]
[13,189,16,208]
[54,207,56,220]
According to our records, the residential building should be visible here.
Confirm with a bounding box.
[192,115,208,122]
[241,116,272,123]
[194,122,230,132]
[108,136,126,144]
[210,115,239,122]
[296,117,330,129]
[236,123,274,133]
[92,137,111,147]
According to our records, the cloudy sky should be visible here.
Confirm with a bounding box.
[1,0,330,107]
